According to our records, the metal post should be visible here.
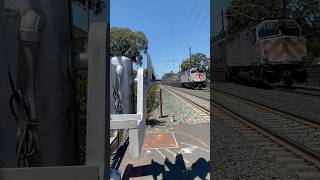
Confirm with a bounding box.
[169,113,175,127]
[189,46,192,61]
[221,10,225,33]
[85,22,109,180]
[159,88,163,118]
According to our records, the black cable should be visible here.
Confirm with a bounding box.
[3,14,39,167]
[113,74,123,113]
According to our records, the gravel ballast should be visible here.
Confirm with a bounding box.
[211,118,297,180]
[213,82,320,122]
[147,86,209,126]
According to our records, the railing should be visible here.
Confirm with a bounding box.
[110,68,147,158]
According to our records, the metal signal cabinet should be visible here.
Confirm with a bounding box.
[110,56,134,115]
[0,0,79,167]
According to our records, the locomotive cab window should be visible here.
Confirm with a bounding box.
[281,27,300,36]
[279,21,301,37]
[190,69,197,73]
[258,21,280,38]
[258,27,279,38]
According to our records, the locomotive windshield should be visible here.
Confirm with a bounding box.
[279,21,300,36]
[258,28,279,38]
[258,21,279,38]
[258,20,301,38]
[190,68,204,73]
[190,69,197,73]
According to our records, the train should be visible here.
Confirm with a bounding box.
[166,68,207,89]
[213,19,307,86]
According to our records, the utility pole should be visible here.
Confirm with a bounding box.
[282,0,288,19]
[189,46,192,61]
[86,0,90,31]
[221,10,225,33]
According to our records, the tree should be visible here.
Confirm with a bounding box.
[225,0,320,65]
[110,27,149,65]
[73,0,105,15]
[226,0,283,33]
[180,53,209,76]
[161,71,175,83]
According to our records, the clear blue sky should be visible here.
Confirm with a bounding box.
[111,0,210,79]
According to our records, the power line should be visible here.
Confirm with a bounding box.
[171,0,209,61]
[166,0,198,59]
[164,0,182,59]
[171,0,208,58]
[174,7,210,61]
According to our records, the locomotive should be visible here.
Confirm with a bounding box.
[213,19,307,85]
[166,68,207,89]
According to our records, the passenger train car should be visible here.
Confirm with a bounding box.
[213,19,307,85]
[166,68,206,89]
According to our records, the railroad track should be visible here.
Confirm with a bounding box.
[163,86,320,177]
[164,86,209,116]
[169,85,320,177]
[169,86,210,101]
[212,88,320,178]
[274,85,320,98]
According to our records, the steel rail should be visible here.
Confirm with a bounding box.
[273,86,320,98]
[212,88,320,126]
[171,86,320,165]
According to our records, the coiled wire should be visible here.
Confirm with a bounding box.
[113,72,122,114]
[3,13,39,167]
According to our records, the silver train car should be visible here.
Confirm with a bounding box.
[213,19,307,85]
[166,68,207,89]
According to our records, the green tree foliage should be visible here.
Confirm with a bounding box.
[225,0,320,65]
[161,71,176,83]
[226,0,284,33]
[180,53,210,76]
[111,27,149,65]
[73,0,105,15]
[147,83,158,114]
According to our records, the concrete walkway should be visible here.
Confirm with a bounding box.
[118,123,210,180]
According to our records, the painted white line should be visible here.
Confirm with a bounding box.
[178,146,197,154]
[180,142,209,153]
[164,149,176,156]
[143,146,178,150]
[172,132,179,148]
[155,149,165,159]
[164,149,190,164]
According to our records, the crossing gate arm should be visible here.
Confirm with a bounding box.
[110,68,147,158]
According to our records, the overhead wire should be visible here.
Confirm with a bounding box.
[166,0,198,59]
[174,10,210,61]
[164,0,181,59]
[171,0,209,61]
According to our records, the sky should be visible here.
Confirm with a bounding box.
[111,0,210,79]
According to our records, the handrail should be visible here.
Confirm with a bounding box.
[110,68,147,158]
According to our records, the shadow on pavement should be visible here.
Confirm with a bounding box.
[123,154,210,180]
[111,138,129,170]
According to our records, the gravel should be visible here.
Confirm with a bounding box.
[213,82,320,122]
[211,117,297,180]
[147,86,209,127]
